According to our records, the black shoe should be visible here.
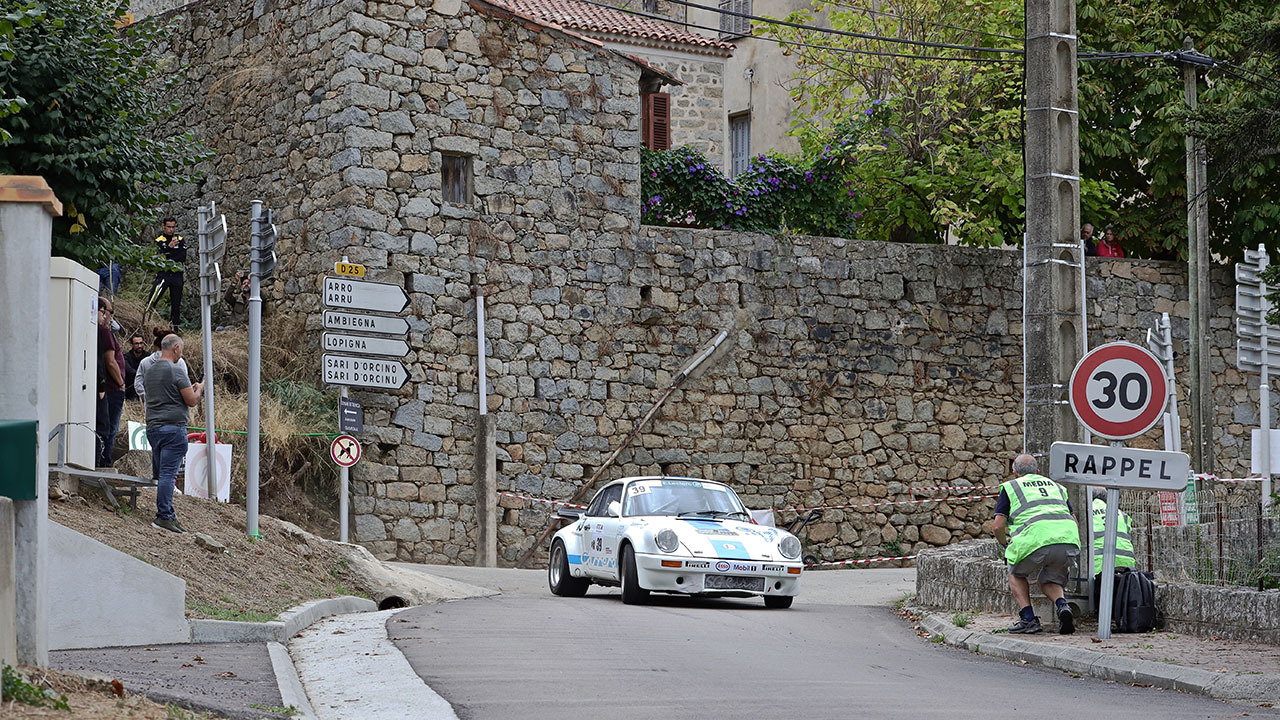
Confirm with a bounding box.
[152,517,186,534]
[1058,605,1075,635]
[1008,616,1043,634]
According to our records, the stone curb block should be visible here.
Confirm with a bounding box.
[188,596,377,644]
[913,609,1280,703]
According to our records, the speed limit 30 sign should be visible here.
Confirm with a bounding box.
[1068,342,1169,440]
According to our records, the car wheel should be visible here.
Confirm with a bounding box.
[548,540,589,597]
[764,595,794,609]
[620,544,649,605]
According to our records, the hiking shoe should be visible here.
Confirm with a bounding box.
[1008,616,1043,634]
[152,517,186,534]
[1058,605,1075,635]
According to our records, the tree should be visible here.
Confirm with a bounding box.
[0,0,205,269]
[762,0,1118,246]
[1078,0,1280,259]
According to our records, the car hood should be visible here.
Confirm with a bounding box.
[647,517,796,561]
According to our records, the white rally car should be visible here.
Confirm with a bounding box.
[547,476,803,608]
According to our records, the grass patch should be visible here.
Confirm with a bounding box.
[189,601,276,623]
[2,664,70,710]
[250,702,300,716]
[952,612,972,628]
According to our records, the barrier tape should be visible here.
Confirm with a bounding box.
[806,554,918,568]
[1193,473,1260,484]
[778,494,997,513]
[499,492,587,509]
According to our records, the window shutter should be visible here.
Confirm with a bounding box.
[642,92,671,151]
[650,93,671,150]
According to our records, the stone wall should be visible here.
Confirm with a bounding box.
[645,53,727,163]
[917,541,1280,644]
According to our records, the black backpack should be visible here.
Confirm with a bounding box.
[1112,568,1157,632]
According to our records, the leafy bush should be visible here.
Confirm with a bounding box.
[2,664,70,710]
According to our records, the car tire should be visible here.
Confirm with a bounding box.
[620,544,649,605]
[764,595,794,609]
[548,540,589,597]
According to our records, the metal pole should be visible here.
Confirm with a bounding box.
[1097,479,1122,640]
[1195,113,1214,474]
[340,384,349,543]
[477,292,486,415]
[198,204,218,500]
[246,200,263,537]
[1261,245,1273,512]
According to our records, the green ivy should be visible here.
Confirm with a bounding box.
[2,664,70,710]
[0,0,208,271]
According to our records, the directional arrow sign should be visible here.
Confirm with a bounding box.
[323,276,409,313]
[323,332,410,358]
[322,354,408,390]
[323,310,410,336]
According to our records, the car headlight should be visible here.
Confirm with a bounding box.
[656,529,680,553]
[779,535,801,559]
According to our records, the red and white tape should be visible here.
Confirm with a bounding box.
[1193,473,1261,484]
[805,554,918,568]
[778,494,997,513]
[499,492,587,509]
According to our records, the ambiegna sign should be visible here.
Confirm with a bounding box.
[1049,442,1189,490]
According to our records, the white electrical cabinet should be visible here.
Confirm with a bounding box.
[49,257,99,469]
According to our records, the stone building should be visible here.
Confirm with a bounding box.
[489,0,735,163]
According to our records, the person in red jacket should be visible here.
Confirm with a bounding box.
[1095,225,1125,258]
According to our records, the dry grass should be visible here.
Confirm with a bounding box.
[3,665,225,719]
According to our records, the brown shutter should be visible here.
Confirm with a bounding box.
[648,92,671,150]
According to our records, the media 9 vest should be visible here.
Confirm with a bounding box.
[1001,474,1081,565]
[1091,497,1136,574]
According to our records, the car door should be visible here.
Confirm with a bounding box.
[595,483,627,582]
[582,483,623,579]
[575,487,610,579]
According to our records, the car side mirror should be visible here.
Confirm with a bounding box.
[607,500,621,518]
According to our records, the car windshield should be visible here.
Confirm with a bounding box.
[622,479,747,518]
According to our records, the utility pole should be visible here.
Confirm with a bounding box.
[1173,38,1216,474]
[1023,0,1089,568]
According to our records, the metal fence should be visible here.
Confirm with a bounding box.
[1115,479,1279,589]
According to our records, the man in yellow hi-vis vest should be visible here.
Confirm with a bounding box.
[1091,489,1136,575]
[992,454,1081,634]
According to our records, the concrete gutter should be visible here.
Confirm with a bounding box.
[915,609,1280,703]
[189,595,376,644]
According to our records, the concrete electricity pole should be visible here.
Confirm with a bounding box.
[1023,0,1089,564]
[1175,38,1216,474]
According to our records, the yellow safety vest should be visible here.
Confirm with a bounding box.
[1001,474,1080,565]
[1091,498,1136,574]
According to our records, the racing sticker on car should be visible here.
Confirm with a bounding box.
[628,483,650,495]
[685,561,711,569]
[712,540,752,560]
[762,564,784,573]
[712,561,760,573]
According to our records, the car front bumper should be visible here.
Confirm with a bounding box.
[634,552,802,597]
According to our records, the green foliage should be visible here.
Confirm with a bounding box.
[0,0,207,269]
[755,0,1124,245]
[951,611,972,628]
[1079,0,1280,259]
[2,664,70,710]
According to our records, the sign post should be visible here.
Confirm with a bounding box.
[1237,245,1276,511]
[1062,341,1183,639]
[320,259,411,542]
[1147,313,1187,525]
[196,202,227,501]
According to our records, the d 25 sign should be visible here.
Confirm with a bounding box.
[1068,342,1169,440]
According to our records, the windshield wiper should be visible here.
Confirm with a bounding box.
[678,510,749,520]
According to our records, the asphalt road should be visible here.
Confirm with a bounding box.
[388,573,1272,720]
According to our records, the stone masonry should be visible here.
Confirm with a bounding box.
[157,0,1262,569]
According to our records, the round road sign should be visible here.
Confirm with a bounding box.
[330,434,362,468]
[1068,342,1169,440]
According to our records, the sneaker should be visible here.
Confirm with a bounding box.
[1058,605,1075,635]
[1008,616,1043,634]
[152,517,186,534]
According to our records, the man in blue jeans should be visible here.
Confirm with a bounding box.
[142,333,203,533]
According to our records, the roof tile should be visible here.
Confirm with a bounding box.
[490,0,735,52]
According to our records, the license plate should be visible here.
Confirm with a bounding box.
[705,575,765,592]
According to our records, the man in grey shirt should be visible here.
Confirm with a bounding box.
[143,334,203,533]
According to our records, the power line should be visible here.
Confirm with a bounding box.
[654,0,1024,55]
[573,0,1022,64]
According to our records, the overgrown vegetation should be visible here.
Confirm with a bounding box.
[2,664,70,710]
[0,0,206,270]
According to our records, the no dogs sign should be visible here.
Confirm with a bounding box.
[330,434,362,468]
[1068,342,1169,440]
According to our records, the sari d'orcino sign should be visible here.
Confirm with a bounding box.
[1049,442,1189,491]
[322,354,408,390]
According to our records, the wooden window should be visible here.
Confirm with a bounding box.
[642,0,657,13]
[730,113,750,177]
[441,154,472,204]
[642,92,671,151]
[719,0,750,38]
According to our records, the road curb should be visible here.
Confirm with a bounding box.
[268,641,318,720]
[916,610,1280,703]
[188,595,377,644]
